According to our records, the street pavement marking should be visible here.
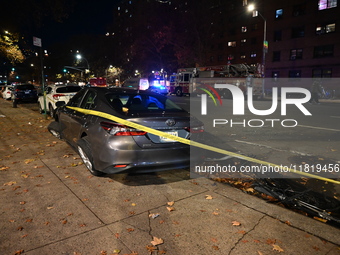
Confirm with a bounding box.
[297,125,340,132]
[67,106,340,185]
[330,116,340,119]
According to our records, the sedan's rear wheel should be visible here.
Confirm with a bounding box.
[77,137,105,176]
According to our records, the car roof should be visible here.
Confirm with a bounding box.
[87,86,161,96]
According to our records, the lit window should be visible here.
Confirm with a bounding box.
[275,9,283,19]
[313,69,332,78]
[241,26,247,33]
[241,39,246,46]
[228,41,236,47]
[250,52,257,58]
[290,49,303,60]
[240,53,246,59]
[318,0,337,10]
[316,23,336,34]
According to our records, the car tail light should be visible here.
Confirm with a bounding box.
[53,94,65,100]
[186,126,204,133]
[100,122,147,136]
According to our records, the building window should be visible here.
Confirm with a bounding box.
[218,55,223,62]
[274,30,282,41]
[292,4,306,16]
[241,39,247,46]
[273,51,281,62]
[313,69,332,78]
[240,53,246,59]
[316,23,336,34]
[292,26,305,38]
[228,41,236,47]
[251,23,259,31]
[289,70,301,78]
[314,45,334,58]
[227,54,235,61]
[250,52,257,58]
[241,26,247,33]
[251,37,257,45]
[290,49,303,60]
[318,0,337,10]
[272,71,280,78]
[275,9,283,19]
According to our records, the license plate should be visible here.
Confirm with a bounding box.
[159,131,178,142]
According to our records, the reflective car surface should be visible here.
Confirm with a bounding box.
[2,86,13,100]
[38,84,82,117]
[48,87,204,176]
[11,84,38,105]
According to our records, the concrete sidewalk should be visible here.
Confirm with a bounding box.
[0,99,339,255]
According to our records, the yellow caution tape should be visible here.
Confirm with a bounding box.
[67,106,340,185]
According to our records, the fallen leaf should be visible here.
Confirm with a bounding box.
[166,207,175,212]
[151,236,164,246]
[167,201,175,206]
[4,181,16,186]
[112,249,121,254]
[205,195,213,199]
[257,251,264,255]
[212,245,219,250]
[272,244,284,252]
[231,221,241,226]
[127,228,134,232]
[146,245,156,253]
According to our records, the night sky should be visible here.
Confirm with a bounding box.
[43,0,120,46]
[2,0,121,47]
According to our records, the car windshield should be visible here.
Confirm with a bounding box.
[106,92,185,113]
[17,85,35,90]
[56,86,82,93]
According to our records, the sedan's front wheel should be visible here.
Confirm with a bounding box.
[77,137,105,177]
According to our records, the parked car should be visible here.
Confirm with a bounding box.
[38,84,82,117]
[11,84,38,107]
[48,87,204,176]
[2,85,13,99]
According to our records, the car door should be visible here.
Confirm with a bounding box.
[58,88,87,145]
[61,89,97,147]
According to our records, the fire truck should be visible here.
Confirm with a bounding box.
[168,64,263,98]
[89,77,107,87]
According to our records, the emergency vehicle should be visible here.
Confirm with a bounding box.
[168,64,263,98]
[89,77,107,87]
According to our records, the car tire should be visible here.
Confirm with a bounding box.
[47,121,62,140]
[77,137,105,177]
[175,88,183,97]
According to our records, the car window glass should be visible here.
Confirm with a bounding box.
[105,93,184,113]
[80,90,97,109]
[67,89,87,107]
[56,86,82,93]
[17,85,35,90]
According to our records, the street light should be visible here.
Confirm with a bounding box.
[248,4,267,98]
[76,54,90,82]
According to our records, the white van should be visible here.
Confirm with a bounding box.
[123,78,149,90]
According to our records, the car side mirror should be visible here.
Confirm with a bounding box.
[56,101,66,107]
